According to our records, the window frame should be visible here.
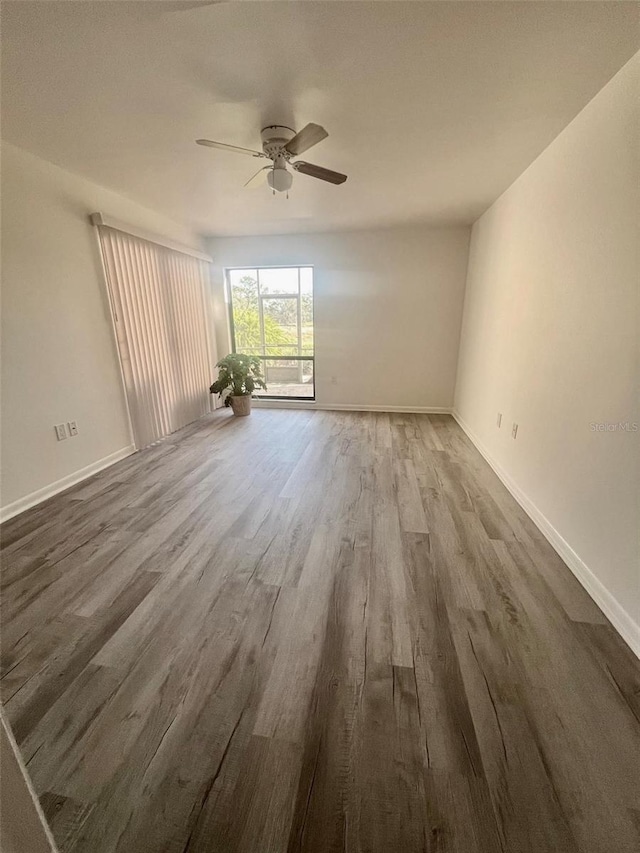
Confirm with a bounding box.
[226,264,316,402]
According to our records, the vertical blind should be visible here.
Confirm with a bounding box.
[96,224,213,449]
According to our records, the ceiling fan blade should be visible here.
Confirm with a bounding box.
[284,123,328,156]
[292,161,347,185]
[196,139,265,158]
[244,166,271,188]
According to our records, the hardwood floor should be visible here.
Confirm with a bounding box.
[1,410,639,853]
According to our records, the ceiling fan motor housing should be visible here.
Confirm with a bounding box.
[261,125,296,160]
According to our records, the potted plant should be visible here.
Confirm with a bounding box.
[209,353,266,417]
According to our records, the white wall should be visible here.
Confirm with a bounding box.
[207,226,470,410]
[0,143,204,514]
[455,54,640,651]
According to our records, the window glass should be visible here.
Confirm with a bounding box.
[228,267,314,399]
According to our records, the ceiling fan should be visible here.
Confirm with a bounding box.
[196,124,347,194]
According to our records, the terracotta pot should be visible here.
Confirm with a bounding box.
[229,394,252,417]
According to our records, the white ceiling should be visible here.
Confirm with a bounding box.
[2,1,639,236]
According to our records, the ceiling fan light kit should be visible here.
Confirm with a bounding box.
[267,159,293,193]
[196,123,347,194]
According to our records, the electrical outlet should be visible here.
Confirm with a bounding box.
[331,376,338,385]
[67,420,78,436]
[497,412,502,428]
[55,423,67,441]
[512,423,518,439]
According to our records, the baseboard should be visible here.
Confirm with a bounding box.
[1,709,60,852]
[252,400,452,414]
[0,445,136,524]
[452,411,640,659]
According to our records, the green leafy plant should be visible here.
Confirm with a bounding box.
[231,275,295,355]
[209,353,267,406]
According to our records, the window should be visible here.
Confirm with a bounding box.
[227,266,314,400]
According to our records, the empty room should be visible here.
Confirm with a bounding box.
[1,2,639,852]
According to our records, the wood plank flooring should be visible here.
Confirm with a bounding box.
[1,410,639,853]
